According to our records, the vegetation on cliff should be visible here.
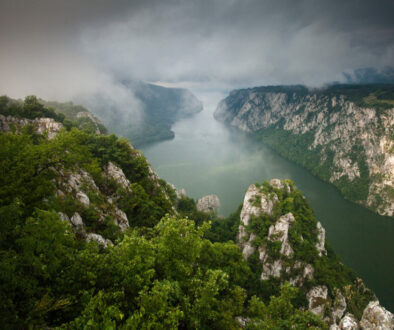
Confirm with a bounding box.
[0,97,386,328]
[215,84,394,216]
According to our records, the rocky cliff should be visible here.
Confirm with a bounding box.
[1,95,392,328]
[215,85,394,216]
[238,179,393,328]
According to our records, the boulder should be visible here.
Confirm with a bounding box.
[86,233,112,248]
[339,313,359,329]
[70,212,83,227]
[114,207,129,231]
[76,191,90,206]
[104,162,131,191]
[316,221,327,256]
[360,301,394,329]
[268,212,295,257]
[307,285,329,317]
[196,194,220,213]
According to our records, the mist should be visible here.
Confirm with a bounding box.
[1,0,394,114]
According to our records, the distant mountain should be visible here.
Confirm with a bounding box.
[88,81,203,147]
[215,84,394,216]
[0,95,107,135]
[39,99,108,134]
[343,66,394,84]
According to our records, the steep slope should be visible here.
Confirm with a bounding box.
[214,84,394,216]
[39,99,108,135]
[237,179,393,328]
[1,96,392,328]
[90,81,203,147]
[0,95,107,135]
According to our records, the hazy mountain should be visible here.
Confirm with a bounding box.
[88,81,202,147]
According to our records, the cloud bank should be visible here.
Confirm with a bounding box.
[1,0,393,103]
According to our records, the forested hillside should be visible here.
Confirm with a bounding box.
[0,96,392,329]
[215,84,394,216]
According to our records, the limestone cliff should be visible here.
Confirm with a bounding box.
[0,114,63,139]
[215,85,394,216]
[196,194,220,213]
[237,179,393,328]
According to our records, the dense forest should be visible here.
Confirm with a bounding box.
[0,96,384,328]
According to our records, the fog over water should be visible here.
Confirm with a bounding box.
[142,93,394,310]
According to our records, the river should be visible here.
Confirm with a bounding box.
[141,92,394,311]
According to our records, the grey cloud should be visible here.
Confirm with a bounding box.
[1,0,393,102]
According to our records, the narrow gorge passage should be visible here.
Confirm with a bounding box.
[142,92,394,311]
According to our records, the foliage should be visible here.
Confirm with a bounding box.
[0,101,374,328]
[246,284,327,329]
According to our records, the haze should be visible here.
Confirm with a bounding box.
[1,0,394,108]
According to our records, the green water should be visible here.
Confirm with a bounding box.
[141,93,394,311]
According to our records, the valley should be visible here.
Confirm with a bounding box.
[142,92,394,311]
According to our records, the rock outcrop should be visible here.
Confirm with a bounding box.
[86,233,113,248]
[215,86,394,216]
[104,162,131,191]
[307,285,329,317]
[338,313,359,329]
[238,179,314,282]
[237,179,393,328]
[196,194,220,213]
[0,114,63,139]
[360,301,394,329]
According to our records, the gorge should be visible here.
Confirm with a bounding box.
[142,91,394,312]
[0,93,393,327]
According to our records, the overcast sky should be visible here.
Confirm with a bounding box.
[1,0,393,102]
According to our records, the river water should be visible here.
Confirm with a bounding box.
[141,92,394,311]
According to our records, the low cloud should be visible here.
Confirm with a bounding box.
[1,0,393,106]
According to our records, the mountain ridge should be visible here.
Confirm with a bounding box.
[214,84,394,216]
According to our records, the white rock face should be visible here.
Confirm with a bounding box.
[114,207,129,231]
[34,118,63,139]
[215,90,394,216]
[268,212,295,257]
[303,263,315,280]
[258,212,295,280]
[307,285,329,317]
[238,184,278,259]
[316,222,327,256]
[196,194,220,213]
[360,301,394,329]
[86,233,112,248]
[70,212,83,227]
[331,289,347,324]
[270,178,291,194]
[238,181,320,286]
[104,162,131,191]
[76,191,90,207]
[0,114,63,139]
[260,259,283,280]
[66,169,98,193]
[339,313,359,329]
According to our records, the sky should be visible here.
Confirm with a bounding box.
[1,0,394,105]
